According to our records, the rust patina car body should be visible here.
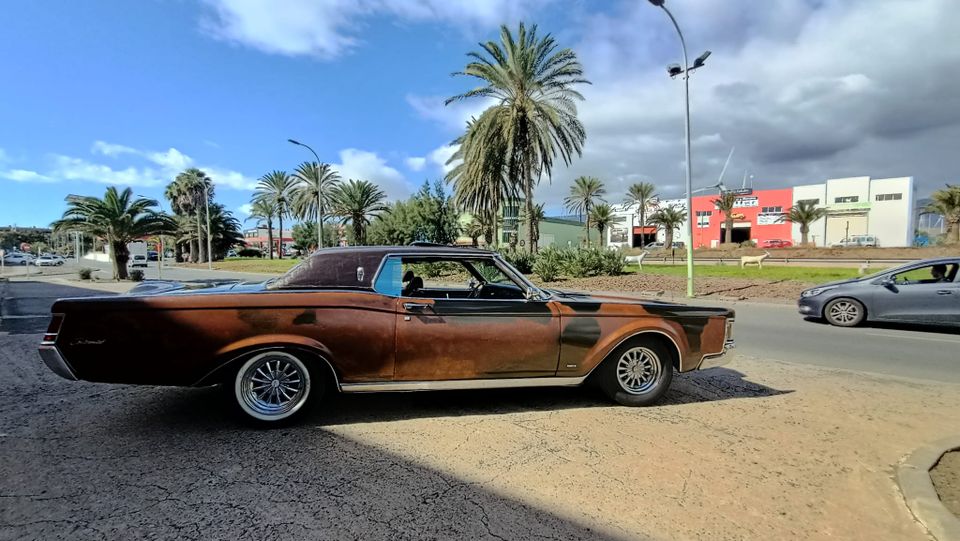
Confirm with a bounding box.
[39,246,735,423]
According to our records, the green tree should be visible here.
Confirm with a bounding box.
[207,203,244,259]
[712,192,738,245]
[925,184,960,244]
[254,170,296,258]
[52,187,172,280]
[165,168,213,263]
[245,199,275,257]
[782,200,827,246]
[463,219,485,247]
[624,182,658,245]
[291,161,341,250]
[332,179,389,245]
[446,23,589,253]
[649,205,687,249]
[590,203,615,247]
[520,202,545,249]
[564,176,606,247]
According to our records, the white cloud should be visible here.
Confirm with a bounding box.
[205,167,258,190]
[91,141,139,157]
[428,145,457,174]
[406,94,493,133]
[405,157,427,171]
[200,0,551,59]
[50,155,165,187]
[333,148,411,199]
[237,203,254,216]
[0,169,56,183]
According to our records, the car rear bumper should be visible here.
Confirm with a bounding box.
[697,318,736,370]
[38,344,78,381]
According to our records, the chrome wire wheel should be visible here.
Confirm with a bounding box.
[615,346,663,395]
[235,351,311,422]
[828,300,860,325]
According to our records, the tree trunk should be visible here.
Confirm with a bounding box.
[599,227,605,247]
[278,213,284,258]
[724,216,733,244]
[266,222,274,260]
[354,217,363,245]
[196,213,206,263]
[585,203,591,248]
[801,224,809,246]
[111,240,129,280]
[664,228,674,249]
[317,206,324,250]
[174,241,183,263]
[189,239,198,263]
[524,158,536,253]
[639,209,646,247]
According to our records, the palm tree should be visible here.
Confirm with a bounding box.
[649,205,687,249]
[52,187,171,280]
[446,22,589,253]
[464,219,485,247]
[564,176,606,247]
[255,170,296,258]
[783,200,828,246]
[245,199,274,257]
[291,161,341,250]
[925,184,960,244]
[590,204,615,247]
[624,182,658,246]
[445,114,515,248]
[520,202,546,249]
[165,169,213,263]
[712,192,739,244]
[332,180,389,245]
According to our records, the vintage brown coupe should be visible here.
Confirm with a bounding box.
[39,246,735,424]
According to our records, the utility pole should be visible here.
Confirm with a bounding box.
[288,139,324,250]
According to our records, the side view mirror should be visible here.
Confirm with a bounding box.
[879,277,895,288]
[525,288,543,301]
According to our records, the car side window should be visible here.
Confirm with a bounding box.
[892,264,957,285]
[372,257,403,296]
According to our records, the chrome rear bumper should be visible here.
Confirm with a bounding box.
[698,338,736,369]
[38,344,77,381]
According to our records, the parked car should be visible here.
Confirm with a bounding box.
[644,241,685,249]
[39,245,735,425]
[3,252,35,266]
[798,257,960,327]
[34,254,65,266]
[831,235,878,248]
[226,249,238,258]
[761,239,793,248]
[147,251,159,261]
[128,254,148,268]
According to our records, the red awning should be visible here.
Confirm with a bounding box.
[633,226,657,234]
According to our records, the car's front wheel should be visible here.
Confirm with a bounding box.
[597,338,674,407]
[824,298,865,327]
[232,350,320,425]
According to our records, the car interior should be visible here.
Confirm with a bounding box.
[890,263,958,285]
[396,257,526,300]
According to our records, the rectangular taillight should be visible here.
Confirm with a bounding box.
[42,313,64,344]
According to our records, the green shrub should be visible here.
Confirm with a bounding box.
[129,269,145,282]
[533,248,563,282]
[237,248,262,258]
[501,249,535,274]
[78,268,93,280]
[600,248,626,276]
[562,247,604,278]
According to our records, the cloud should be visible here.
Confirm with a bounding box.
[237,203,254,216]
[50,155,166,187]
[405,157,427,171]
[0,169,56,183]
[406,94,493,133]
[333,148,411,199]
[204,167,258,190]
[200,0,551,59]
[0,148,9,164]
[91,141,139,157]
[428,145,457,174]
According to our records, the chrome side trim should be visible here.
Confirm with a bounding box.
[340,376,587,393]
[38,344,78,381]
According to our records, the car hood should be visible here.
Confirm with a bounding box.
[805,278,864,290]
[548,289,734,318]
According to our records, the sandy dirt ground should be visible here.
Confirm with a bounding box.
[323,355,959,540]
[932,451,960,517]
[537,273,808,301]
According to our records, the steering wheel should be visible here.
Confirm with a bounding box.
[468,280,485,299]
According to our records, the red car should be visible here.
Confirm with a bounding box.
[761,239,793,248]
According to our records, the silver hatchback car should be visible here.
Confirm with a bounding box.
[798,257,960,327]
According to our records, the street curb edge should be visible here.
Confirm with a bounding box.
[897,435,960,541]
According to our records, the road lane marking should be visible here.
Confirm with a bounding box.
[864,332,960,344]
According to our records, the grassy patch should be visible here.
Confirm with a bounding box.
[625,264,881,283]
[206,258,300,274]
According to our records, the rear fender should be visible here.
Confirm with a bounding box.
[194,334,340,388]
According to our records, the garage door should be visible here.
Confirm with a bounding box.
[826,214,867,245]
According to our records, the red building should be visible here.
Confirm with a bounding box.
[690,188,794,248]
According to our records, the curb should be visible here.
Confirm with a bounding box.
[898,435,960,540]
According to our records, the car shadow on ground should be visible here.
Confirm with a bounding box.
[803,316,960,335]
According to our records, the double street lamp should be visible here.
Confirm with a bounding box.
[287,138,324,250]
[648,0,710,298]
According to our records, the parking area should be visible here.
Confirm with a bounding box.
[1,279,958,540]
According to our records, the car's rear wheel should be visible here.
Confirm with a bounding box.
[597,338,674,407]
[232,350,319,425]
[824,298,865,327]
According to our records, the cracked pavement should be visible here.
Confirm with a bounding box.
[1,280,958,540]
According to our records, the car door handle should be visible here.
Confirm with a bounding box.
[936,290,953,295]
[403,302,433,312]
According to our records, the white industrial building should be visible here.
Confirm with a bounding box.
[791,176,915,247]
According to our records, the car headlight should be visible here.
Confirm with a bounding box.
[801,286,836,298]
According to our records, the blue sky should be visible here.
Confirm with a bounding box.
[2,0,958,227]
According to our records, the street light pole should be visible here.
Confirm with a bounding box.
[288,139,324,250]
[649,0,706,298]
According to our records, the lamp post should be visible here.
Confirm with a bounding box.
[648,0,710,297]
[203,182,213,270]
[288,138,324,250]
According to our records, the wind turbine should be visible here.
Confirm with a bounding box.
[687,146,733,196]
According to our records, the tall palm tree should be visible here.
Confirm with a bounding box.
[255,170,296,259]
[783,200,828,246]
[520,202,546,249]
[292,161,341,250]
[624,182,658,246]
[445,114,515,248]
[649,205,687,249]
[464,219,485,247]
[167,168,214,263]
[589,204,615,247]
[564,176,606,247]
[52,187,172,280]
[712,192,739,244]
[332,179,389,245]
[245,199,275,257]
[446,22,589,253]
[925,184,960,244]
